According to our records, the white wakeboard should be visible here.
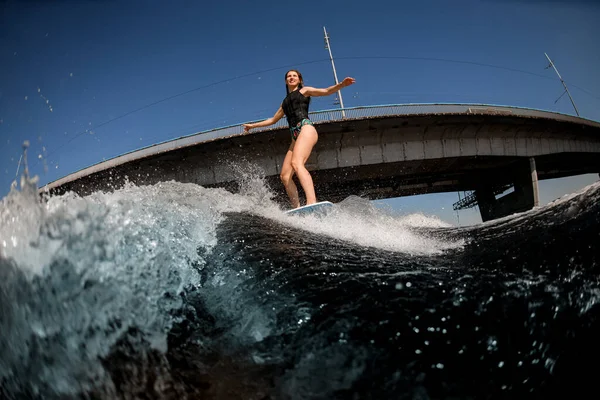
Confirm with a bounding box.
[285,201,334,217]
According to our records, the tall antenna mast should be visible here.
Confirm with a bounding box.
[323,26,345,117]
[545,52,579,117]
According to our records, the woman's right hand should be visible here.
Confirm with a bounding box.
[243,124,253,133]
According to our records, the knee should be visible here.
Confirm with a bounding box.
[291,158,304,172]
[280,170,293,184]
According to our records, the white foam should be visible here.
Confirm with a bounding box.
[262,198,464,255]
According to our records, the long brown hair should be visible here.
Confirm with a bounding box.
[284,69,304,95]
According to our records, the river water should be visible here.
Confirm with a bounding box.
[1,173,599,399]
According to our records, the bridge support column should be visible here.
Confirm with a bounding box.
[530,157,540,207]
[475,158,540,222]
[474,187,497,222]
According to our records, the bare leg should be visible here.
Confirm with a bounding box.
[291,125,318,205]
[280,142,300,208]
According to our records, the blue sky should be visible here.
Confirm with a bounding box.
[1,0,599,224]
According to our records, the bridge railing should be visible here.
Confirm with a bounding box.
[191,103,597,144]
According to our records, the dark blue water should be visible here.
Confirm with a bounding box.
[1,175,599,399]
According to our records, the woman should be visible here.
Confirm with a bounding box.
[243,70,356,209]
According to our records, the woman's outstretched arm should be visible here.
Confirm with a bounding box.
[243,107,285,132]
[302,77,356,97]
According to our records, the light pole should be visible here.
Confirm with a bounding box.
[545,52,579,117]
[323,26,345,118]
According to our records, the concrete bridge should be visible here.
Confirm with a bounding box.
[42,104,600,222]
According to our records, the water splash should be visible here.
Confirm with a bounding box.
[0,180,222,396]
